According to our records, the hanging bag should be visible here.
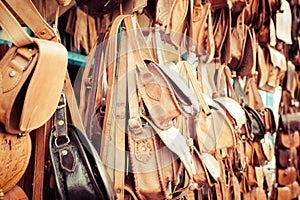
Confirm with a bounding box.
[0,0,68,134]
[49,90,115,200]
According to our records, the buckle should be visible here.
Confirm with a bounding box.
[128,117,142,133]
[12,47,35,72]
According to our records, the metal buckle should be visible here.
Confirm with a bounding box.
[55,135,70,148]
[12,46,35,72]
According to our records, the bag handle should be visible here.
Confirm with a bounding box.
[177,61,211,116]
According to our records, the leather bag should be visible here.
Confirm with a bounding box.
[49,94,115,200]
[228,10,255,77]
[0,128,31,194]
[280,112,300,132]
[190,1,215,62]
[287,181,300,199]
[244,105,265,141]
[165,0,189,47]
[277,166,297,186]
[276,148,297,169]
[0,0,68,134]
[277,130,300,149]
[257,45,287,93]
[271,186,291,200]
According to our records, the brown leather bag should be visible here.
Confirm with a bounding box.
[0,128,31,193]
[190,1,215,62]
[271,186,291,200]
[228,9,255,77]
[287,181,300,199]
[243,187,267,200]
[277,148,297,169]
[277,130,300,149]
[212,7,231,63]
[165,0,189,47]
[277,166,297,186]
[0,0,68,134]
[257,45,287,92]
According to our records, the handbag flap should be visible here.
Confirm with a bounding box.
[244,105,266,140]
[267,45,287,71]
[213,96,246,129]
[288,181,300,199]
[278,130,300,148]
[278,166,297,186]
[18,39,68,133]
[281,112,300,131]
[277,148,290,168]
[277,186,291,200]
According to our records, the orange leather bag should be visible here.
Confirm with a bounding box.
[0,0,68,134]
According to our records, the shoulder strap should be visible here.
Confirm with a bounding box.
[0,0,32,46]
[4,0,59,41]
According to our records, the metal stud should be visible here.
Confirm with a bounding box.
[9,70,16,77]
[61,150,68,156]
[57,120,64,126]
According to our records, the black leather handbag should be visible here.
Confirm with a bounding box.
[49,93,115,200]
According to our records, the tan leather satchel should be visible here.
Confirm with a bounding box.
[0,0,68,134]
[165,0,189,47]
[0,128,31,194]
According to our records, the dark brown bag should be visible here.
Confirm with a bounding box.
[277,166,297,186]
[277,148,297,169]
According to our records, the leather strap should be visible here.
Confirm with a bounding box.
[32,123,48,200]
[55,93,68,139]
[100,15,131,200]
[0,0,32,46]
[177,61,211,116]
[64,73,85,133]
[3,0,59,41]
